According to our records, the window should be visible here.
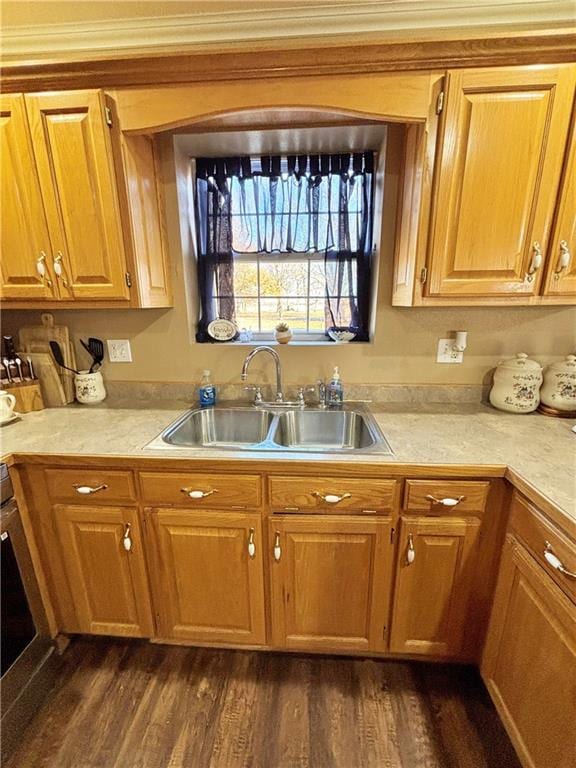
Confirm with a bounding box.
[194,153,374,342]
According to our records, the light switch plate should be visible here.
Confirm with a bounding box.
[437,338,463,364]
[107,339,133,363]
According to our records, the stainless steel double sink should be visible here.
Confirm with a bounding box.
[149,404,392,454]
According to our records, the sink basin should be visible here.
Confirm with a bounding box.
[272,409,378,450]
[150,404,392,454]
[161,407,274,448]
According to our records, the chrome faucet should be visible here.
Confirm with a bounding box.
[241,346,284,402]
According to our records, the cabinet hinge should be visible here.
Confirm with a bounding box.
[125,271,132,288]
[436,90,445,115]
[104,106,113,127]
[420,267,428,284]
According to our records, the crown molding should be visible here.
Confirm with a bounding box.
[2,30,575,95]
[1,0,574,61]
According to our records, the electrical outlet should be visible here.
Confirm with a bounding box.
[437,338,463,364]
[107,339,132,363]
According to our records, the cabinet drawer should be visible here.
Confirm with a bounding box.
[139,472,262,509]
[269,476,399,513]
[45,468,136,505]
[404,480,489,515]
[509,493,576,603]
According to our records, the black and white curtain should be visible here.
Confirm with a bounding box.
[194,152,374,342]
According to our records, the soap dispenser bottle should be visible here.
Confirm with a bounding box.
[199,369,216,407]
[327,366,343,407]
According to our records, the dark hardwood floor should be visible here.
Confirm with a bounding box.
[5,638,521,768]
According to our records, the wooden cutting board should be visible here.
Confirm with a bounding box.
[17,351,67,407]
[19,313,76,404]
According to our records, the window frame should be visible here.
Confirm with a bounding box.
[213,250,358,342]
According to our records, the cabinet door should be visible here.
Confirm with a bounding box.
[542,107,576,297]
[24,90,130,301]
[428,65,575,298]
[482,536,576,768]
[148,509,266,645]
[389,516,481,658]
[269,515,392,652]
[53,505,153,637]
[0,94,56,300]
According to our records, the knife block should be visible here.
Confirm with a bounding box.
[3,381,45,413]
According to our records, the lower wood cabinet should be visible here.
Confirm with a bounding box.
[389,516,481,658]
[481,535,576,768]
[146,509,266,646]
[53,505,153,637]
[269,515,393,652]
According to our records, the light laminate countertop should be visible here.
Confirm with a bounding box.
[2,400,575,529]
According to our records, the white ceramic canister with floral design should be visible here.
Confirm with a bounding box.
[540,355,576,411]
[489,353,543,413]
[74,371,107,404]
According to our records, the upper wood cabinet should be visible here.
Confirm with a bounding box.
[269,515,393,653]
[392,63,576,306]
[1,89,171,308]
[482,535,576,768]
[53,504,154,637]
[24,90,130,301]
[389,516,482,659]
[542,107,576,297]
[0,94,56,300]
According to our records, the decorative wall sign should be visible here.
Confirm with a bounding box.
[207,318,238,342]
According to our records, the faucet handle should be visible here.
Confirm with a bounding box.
[244,385,263,404]
[316,379,328,408]
[296,385,316,406]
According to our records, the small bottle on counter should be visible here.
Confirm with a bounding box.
[327,366,343,407]
[199,369,216,408]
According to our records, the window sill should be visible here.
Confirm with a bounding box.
[224,340,372,347]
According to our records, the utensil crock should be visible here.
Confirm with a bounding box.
[74,371,107,404]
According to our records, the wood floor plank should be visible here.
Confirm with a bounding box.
[308,658,361,768]
[353,659,404,768]
[5,639,522,768]
[384,661,451,768]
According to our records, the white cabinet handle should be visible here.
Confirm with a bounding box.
[313,492,352,504]
[273,531,282,561]
[53,252,69,288]
[180,488,217,499]
[73,483,108,495]
[526,242,543,281]
[36,252,53,287]
[544,542,576,579]
[122,523,132,552]
[248,527,256,559]
[554,240,571,278]
[406,533,415,565]
[425,494,464,507]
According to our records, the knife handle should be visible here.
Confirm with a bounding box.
[3,336,16,360]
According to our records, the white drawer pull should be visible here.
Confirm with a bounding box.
[73,483,108,495]
[313,492,352,504]
[273,531,282,561]
[426,494,464,507]
[406,533,415,564]
[180,488,217,499]
[544,542,576,579]
[248,528,256,559]
[123,523,132,552]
